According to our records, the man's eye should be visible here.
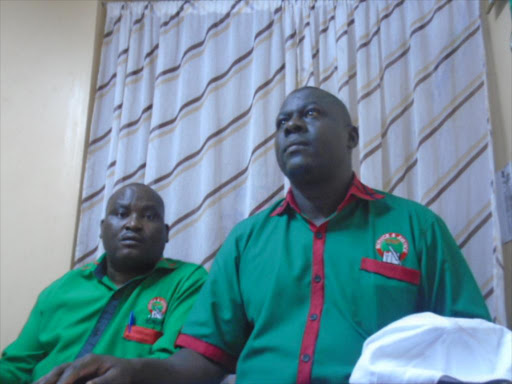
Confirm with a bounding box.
[116,211,128,218]
[145,213,155,220]
[305,108,319,117]
[276,118,287,130]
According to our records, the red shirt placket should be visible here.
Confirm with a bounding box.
[297,221,328,384]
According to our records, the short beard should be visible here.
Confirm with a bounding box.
[107,253,160,276]
[286,164,328,186]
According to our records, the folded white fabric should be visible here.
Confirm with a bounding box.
[349,312,512,384]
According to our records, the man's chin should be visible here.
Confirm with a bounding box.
[285,164,316,183]
[108,252,159,274]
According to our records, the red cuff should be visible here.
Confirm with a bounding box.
[360,258,421,285]
[175,334,237,373]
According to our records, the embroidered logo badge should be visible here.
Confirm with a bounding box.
[376,233,409,265]
[147,297,167,320]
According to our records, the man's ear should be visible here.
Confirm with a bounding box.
[165,224,170,243]
[347,125,359,150]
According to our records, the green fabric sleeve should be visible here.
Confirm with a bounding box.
[419,214,492,320]
[181,227,252,359]
[150,265,208,358]
[0,290,48,384]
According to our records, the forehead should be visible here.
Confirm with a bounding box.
[107,186,163,211]
[279,88,339,115]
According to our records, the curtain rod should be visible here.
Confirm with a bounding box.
[101,0,188,5]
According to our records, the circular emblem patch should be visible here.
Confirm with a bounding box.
[148,297,167,319]
[375,233,409,265]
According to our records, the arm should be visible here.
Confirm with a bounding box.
[35,348,227,384]
[175,226,251,370]
[419,214,491,320]
[0,292,47,384]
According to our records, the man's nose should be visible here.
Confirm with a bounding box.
[284,115,307,135]
[125,213,142,230]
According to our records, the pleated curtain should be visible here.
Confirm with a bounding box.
[74,0,506,324]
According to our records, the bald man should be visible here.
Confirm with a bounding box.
[36,88,490,384]
[0,184,207,384]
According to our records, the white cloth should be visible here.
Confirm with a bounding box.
[350,312,512,384]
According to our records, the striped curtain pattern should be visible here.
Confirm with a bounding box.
[74,0,506,324]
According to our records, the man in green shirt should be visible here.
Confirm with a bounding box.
[0,183,207,384]
[36,87,490,384]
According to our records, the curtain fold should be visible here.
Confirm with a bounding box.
[75,0,506,324]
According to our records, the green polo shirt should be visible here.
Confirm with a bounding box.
[0,254,207,384]
[176,176,490,383]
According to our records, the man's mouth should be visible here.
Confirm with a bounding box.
[120,235,144,246]
[285,141,309,154]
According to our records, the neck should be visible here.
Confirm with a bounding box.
[107,269,140,287]
[290,171,353,226]
[106,259,149,287]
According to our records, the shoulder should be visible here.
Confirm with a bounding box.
[159,258,208,281]
[35,266,90,304]
[370,190,442,229]
[229,199,283,237]
[209,200,283,265]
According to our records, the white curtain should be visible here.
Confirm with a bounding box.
[74,0,506,324]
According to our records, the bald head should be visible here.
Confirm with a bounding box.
[106,183,165,216]
[286,87,353,128]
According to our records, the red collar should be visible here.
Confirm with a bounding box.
[270,174,384,216]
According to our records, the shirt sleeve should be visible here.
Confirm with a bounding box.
[0,290,48,384]
[149,264,209,358]
[175,227,251,373]
[419,214,492,320]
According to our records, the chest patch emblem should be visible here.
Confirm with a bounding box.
[148,297,167,319]
[376,233,409,265]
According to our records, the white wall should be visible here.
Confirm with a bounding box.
[0,0,101,350]
[481,0,512,327]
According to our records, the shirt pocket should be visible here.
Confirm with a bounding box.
[356,258,421,333]
[121,305,165,345]
[360,257,420,285]
[123,325,163,344]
